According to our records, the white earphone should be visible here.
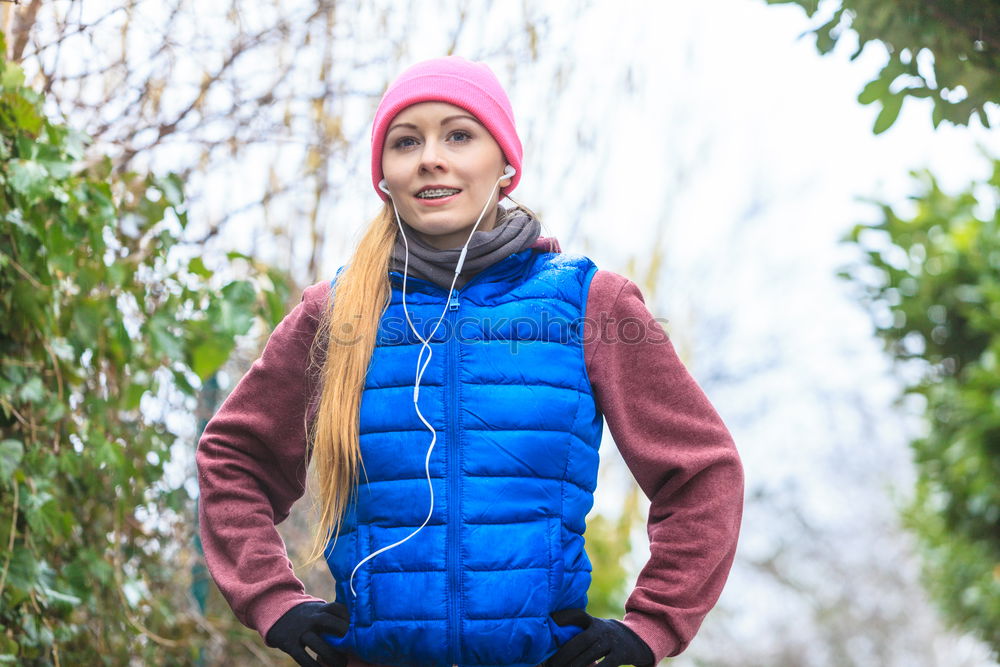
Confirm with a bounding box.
[348,164,516,596]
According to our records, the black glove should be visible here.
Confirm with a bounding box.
[548,608,655,667]
[265,601,350,667]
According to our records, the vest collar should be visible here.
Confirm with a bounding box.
[388,247,536,295]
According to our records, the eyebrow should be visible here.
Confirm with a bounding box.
[387,114,482,134]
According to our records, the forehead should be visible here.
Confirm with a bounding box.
[388,101,479,128]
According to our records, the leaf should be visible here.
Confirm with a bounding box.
[137,192,168,226]
[0,439,24,480]
[62,127,89,160]
[17,376,45,404]
[219,280,257,336]
[156,172,185,208]
[931,99,945,129]
[171,368,196,395]
[976,106,990,129]
[42,400,66,424]
[5,545,39,594]
[38,500,74,541]
[12,281,46,329]
[72,300,103,344]
[188,256,212,278]
[49,337,75,361]
[1,62,25,88]
[814,10,843,55]
[148,315,185,362]
[40,586,82,609]
[873,94,904,134]
[7,159,50,198]
[106,262,129,287]
[123,379,147,410]
[191,338,235,380]
[0,92,43,137]
[858,77,889,105]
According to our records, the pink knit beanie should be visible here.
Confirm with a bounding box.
[371,56,523,201]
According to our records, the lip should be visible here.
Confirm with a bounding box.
[413,185,462,207]
[414,191,461,207]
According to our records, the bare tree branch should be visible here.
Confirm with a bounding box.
[8,0,40,61]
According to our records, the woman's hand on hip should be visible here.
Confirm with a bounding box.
[548,608,655,667]
[265,600,350,667]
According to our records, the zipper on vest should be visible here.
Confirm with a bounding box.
[446,287,462,664]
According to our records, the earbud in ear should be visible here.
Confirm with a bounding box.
[378,179,390,195]
[503,165,516,179]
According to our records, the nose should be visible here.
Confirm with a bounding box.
[418,141,447,173]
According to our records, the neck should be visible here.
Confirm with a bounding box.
[389,206,541,290]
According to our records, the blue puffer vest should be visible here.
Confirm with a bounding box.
[323,248,603,667]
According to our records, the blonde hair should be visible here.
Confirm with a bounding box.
[301,199,543,566]
[302,202,396,566]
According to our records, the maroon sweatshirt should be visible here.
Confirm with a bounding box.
[196,237,744,664]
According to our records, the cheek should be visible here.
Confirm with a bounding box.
[381,152,407,184]
[472,151,506,186]
[382,169,410,196]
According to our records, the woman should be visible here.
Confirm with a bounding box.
[196,55,743,667]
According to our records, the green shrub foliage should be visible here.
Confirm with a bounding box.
[839,159,1000,656]
[0,33,289,664]
[767,0,999,132]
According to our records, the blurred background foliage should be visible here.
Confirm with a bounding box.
[0,28,291,663]
[767,0,999,133]
[838,160,1000,655]
[774,0,1000,658]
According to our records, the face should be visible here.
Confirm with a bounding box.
[381,102,511,250]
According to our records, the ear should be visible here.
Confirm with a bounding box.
[500,164,516,188]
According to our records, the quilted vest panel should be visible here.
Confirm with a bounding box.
[323,249,603,667]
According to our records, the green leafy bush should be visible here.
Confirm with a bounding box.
[767,0,999,132]
[839,159,1000,657]
[0,32,289,664]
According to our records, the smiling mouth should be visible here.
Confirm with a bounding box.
[415,188,461,199]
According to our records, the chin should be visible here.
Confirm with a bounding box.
[408,215,475,235]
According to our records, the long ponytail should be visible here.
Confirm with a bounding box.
[301,202,396,566]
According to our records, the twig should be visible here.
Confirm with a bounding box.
[43,341,64,455]
[44,341,64,404]
[4,255,45,290]
[190,610,277,665]
[112,19,298,173]
[2,3,17,61]
[17,5,125,61]
[0,358,45,367]
[111,510,185,648]
[0,397,29,427]
[28,588,60,666]
[9,0,41,62]
[0,480,20,599]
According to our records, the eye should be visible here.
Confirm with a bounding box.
[448,129,473,143]
[391,136,419,149]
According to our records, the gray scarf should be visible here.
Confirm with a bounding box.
[389,206,541,290]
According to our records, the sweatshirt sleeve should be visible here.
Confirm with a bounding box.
[195,280,332,642]
[583,270,744,662]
